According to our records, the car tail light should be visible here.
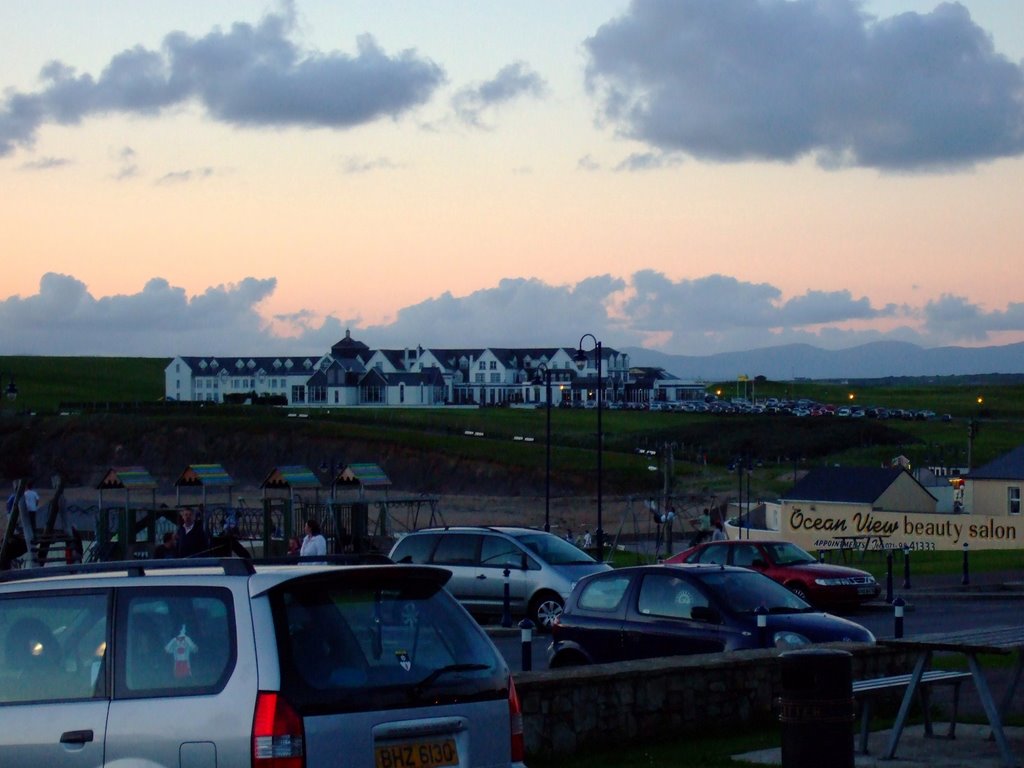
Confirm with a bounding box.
[252,691,305,768]
[508,676,525,763]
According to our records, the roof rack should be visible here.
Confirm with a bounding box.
[0,557,256,583]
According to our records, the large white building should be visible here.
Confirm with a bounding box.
[165,331,706,408]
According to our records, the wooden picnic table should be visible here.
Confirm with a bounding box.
[880,625,1024,767]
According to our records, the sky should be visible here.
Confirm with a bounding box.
[1,0,1023,358]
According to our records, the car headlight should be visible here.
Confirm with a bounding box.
[814,578,855,586]
[773,631,810,648]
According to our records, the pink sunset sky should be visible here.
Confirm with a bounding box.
[1,0,1023,358]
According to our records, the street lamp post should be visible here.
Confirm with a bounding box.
[532,364,553,532]
[574,334,604,561]
[0,373,17,410]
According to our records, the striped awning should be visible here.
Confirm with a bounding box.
[175,463,234,488]
[339,463,391,488]
[96,466,158,490]
[261,465,322,490]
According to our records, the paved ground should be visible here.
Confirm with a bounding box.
[735,723,1024,767]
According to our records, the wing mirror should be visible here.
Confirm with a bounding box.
[690,605,721,624]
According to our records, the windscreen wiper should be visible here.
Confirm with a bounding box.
[409,663,490,699]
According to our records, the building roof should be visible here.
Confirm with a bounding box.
[968,445,1024,481]
[782,466,910,504]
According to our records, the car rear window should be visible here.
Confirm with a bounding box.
[389,534,437,564]
[273,568,508,714]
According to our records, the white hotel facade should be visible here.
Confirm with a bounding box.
[165,331,706,408]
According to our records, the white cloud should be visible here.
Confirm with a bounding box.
[0,8,446,156]
[584,0,1024,171]
[4,269,1022,358]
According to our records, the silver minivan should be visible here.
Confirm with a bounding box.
[0,557,527,767]
[388,527,612,628]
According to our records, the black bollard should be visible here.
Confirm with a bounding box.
[962,542,970,586]
[885,550,894,603]
[519,619,534,672]
[818,550,825,564]
[779,649,854,768]
[893,596,905,639]
[501,567,512,628]
[902,546,911,590]
[755,604,769,648]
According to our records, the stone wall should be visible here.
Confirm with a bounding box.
[514,643,912,759]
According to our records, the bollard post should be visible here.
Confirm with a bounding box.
[962,542,970,586]
[501,567,512,627]
[893,596,905,639]
[885,550,894,603]
[818,550,825,564]
[902,546,911,590]
[779,649,854,768]
[755,604,769,648]
[519,618,534,672]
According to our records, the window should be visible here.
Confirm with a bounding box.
[478,361,486,370]
[431,534,481,566]
[291,385,306,403]
[479,536,524,569]
[577,575,630,612]
[116,589,235,698]
[1010,487,1021,516]
[489,361,497,370]
[0,592,108,704]
[489,373,501,383]
[692,543,729,564]
[474,373,485,383]
[638,574,708,619]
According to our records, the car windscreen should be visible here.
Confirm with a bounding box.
[516,533,596,565]
[762,542,816,566]
[699,570,810,614]
[272,568,508,714]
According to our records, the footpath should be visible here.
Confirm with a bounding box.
[736,569,1024,768]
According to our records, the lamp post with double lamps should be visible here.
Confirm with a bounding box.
[574,334,604,562]
[0,373,17,412]
[532,364,554,532]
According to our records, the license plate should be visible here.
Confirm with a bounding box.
[858,586,876,595]
[374,739,459,768]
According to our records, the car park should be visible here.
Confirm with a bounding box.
[0,557,526,768]
[389,526,611,628]
[548,564,874,667]
[665,539,880,609]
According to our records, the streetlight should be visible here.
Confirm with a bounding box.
[1,373,17,410]
[532,364,553,532]
[574,334,604,561]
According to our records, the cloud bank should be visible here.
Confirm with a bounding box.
[585,0,1024,170]
[3,270,1022,358]
[0,7,445,156]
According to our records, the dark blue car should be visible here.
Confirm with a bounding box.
[548,563,874,667]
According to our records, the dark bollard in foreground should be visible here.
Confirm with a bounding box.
[519,619,534,672]
[902,546,912,589]
[778,649,854,768]
[893,596,905,639]
[501,567,512,628]
[755,604,769,648]
[885,550,894,603]
[962,542,970,586]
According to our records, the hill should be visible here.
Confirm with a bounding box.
[626,340,1024,380]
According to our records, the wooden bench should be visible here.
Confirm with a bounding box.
[852,670,972,754]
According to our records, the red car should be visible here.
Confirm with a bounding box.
[665,539,881,609]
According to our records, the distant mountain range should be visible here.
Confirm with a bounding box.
[624,341,1024,381]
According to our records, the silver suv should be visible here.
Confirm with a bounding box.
[388,527,612,628]
[0,557,527,767]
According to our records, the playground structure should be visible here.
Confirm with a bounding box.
[1,462,445,569]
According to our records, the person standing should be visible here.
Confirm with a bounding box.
[21,481,41,565]
[582,529,593,549]
[175,508,208,558]
[300,519,327,558]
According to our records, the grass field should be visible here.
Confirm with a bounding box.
[2,356,1023,496]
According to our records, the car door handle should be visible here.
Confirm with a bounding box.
[60,730,94,745]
